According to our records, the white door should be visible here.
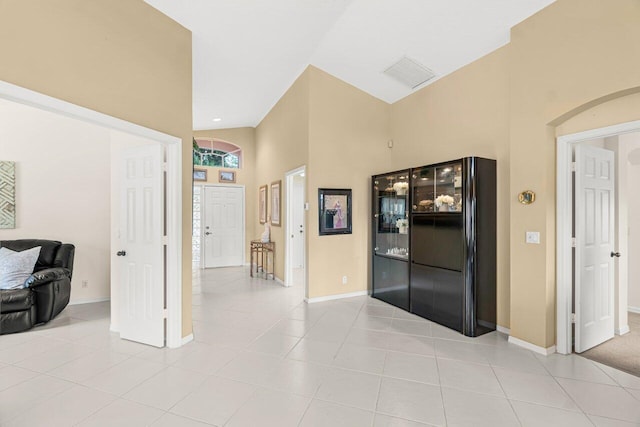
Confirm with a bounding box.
[119,144,165,347]
[286,168,306,287]
[291,175,305,269]
[203,186,244,268]
[575,144,615,353]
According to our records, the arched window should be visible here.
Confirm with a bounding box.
[193,137,242,169]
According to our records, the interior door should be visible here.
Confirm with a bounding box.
[203,186,244,268]
[119,144,165,348]
[291,175,305,269]
[575,144,615,353]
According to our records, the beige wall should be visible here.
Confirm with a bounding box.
[307,66,391,298]
[0,0,194,337]
[390,47,510,328]
[255,70,311,281]
[193,127,256,262]
[253,66,391,294]
[510,0,640,348]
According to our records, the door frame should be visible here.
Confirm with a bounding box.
[201,183,246,268]
[556,119,640,354]
[285,166,306,289]
[0,80,184,349]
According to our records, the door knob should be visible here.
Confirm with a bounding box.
[205,232,212,235]
[611,251,621,258]
[116,250,126,256]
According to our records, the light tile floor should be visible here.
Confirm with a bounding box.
[1,266,640,426]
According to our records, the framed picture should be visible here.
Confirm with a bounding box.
[270,180,281,226]
[318,188,352,235]
[259,185,268,224]
[193,169,207,181]
[219,170,236,183]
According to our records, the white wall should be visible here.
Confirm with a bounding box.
[0,98,111,303]
[628,147,640,312]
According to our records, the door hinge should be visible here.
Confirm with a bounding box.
[163,308,168,319]
[571,237,576,248]
[162,236,168,245]
[162,162,168,172]
[570,162,576,172]
[571,313,576,323]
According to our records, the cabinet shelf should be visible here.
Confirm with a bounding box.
[375,253,409,262]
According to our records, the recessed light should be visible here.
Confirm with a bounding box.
[213,118,222,122]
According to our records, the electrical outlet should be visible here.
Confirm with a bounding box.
[82,280,88,288]
[342,276,348,285]
[526,231,540,244]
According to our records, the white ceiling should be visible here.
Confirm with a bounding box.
[145,0,555,130]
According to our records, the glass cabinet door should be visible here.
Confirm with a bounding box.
[372,169,410,311]
[412,161,463,213]
[373,170,410,259]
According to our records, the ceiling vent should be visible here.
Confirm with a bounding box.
[383,56,435,89]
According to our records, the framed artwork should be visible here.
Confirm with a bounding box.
[318,188,352,235]
[193,169,207,181]
[219,170,236,183]
[259,185,268,224]
[270,180,281,226]
[0,161,16,229]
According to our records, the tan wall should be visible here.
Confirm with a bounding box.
[0,0,194,337]
[509,0,640,348]
[307,66,391,298]
[193,127,256,261]
[390,48,511,328]
[255,70,311,281]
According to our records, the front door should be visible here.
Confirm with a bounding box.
[118,144,165,348]
[575,144,615,353]
[203,186,244,268]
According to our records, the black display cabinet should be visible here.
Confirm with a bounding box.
[371,170,410,311]
[371,157,496,337]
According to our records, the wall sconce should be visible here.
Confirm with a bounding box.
[518,190,536,205]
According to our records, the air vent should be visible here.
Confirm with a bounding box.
[383,56,435,89]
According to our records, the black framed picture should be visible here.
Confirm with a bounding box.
[318,188,352,235]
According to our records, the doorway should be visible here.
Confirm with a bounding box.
[0,80,184,348]
[557,119,640,355]
[285,166,306,289]
[202,185,245,268]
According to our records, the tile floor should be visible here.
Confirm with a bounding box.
[1,266,640,426]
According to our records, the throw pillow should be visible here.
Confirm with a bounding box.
[0,246,42,290]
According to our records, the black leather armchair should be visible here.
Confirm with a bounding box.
[0,239,75,334]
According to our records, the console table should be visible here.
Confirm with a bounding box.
[250,240,275,279]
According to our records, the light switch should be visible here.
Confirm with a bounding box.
[526,231,540,244]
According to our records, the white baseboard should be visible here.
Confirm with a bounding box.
[496,325,511,335]
[628,306,640,314]
[275,277,284,286]
[109,324,119,333]
[180,333,194,347]
[305,290,368,304]
[69,297,110,306]
[508,336,556,355]
[616,325,630,335]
